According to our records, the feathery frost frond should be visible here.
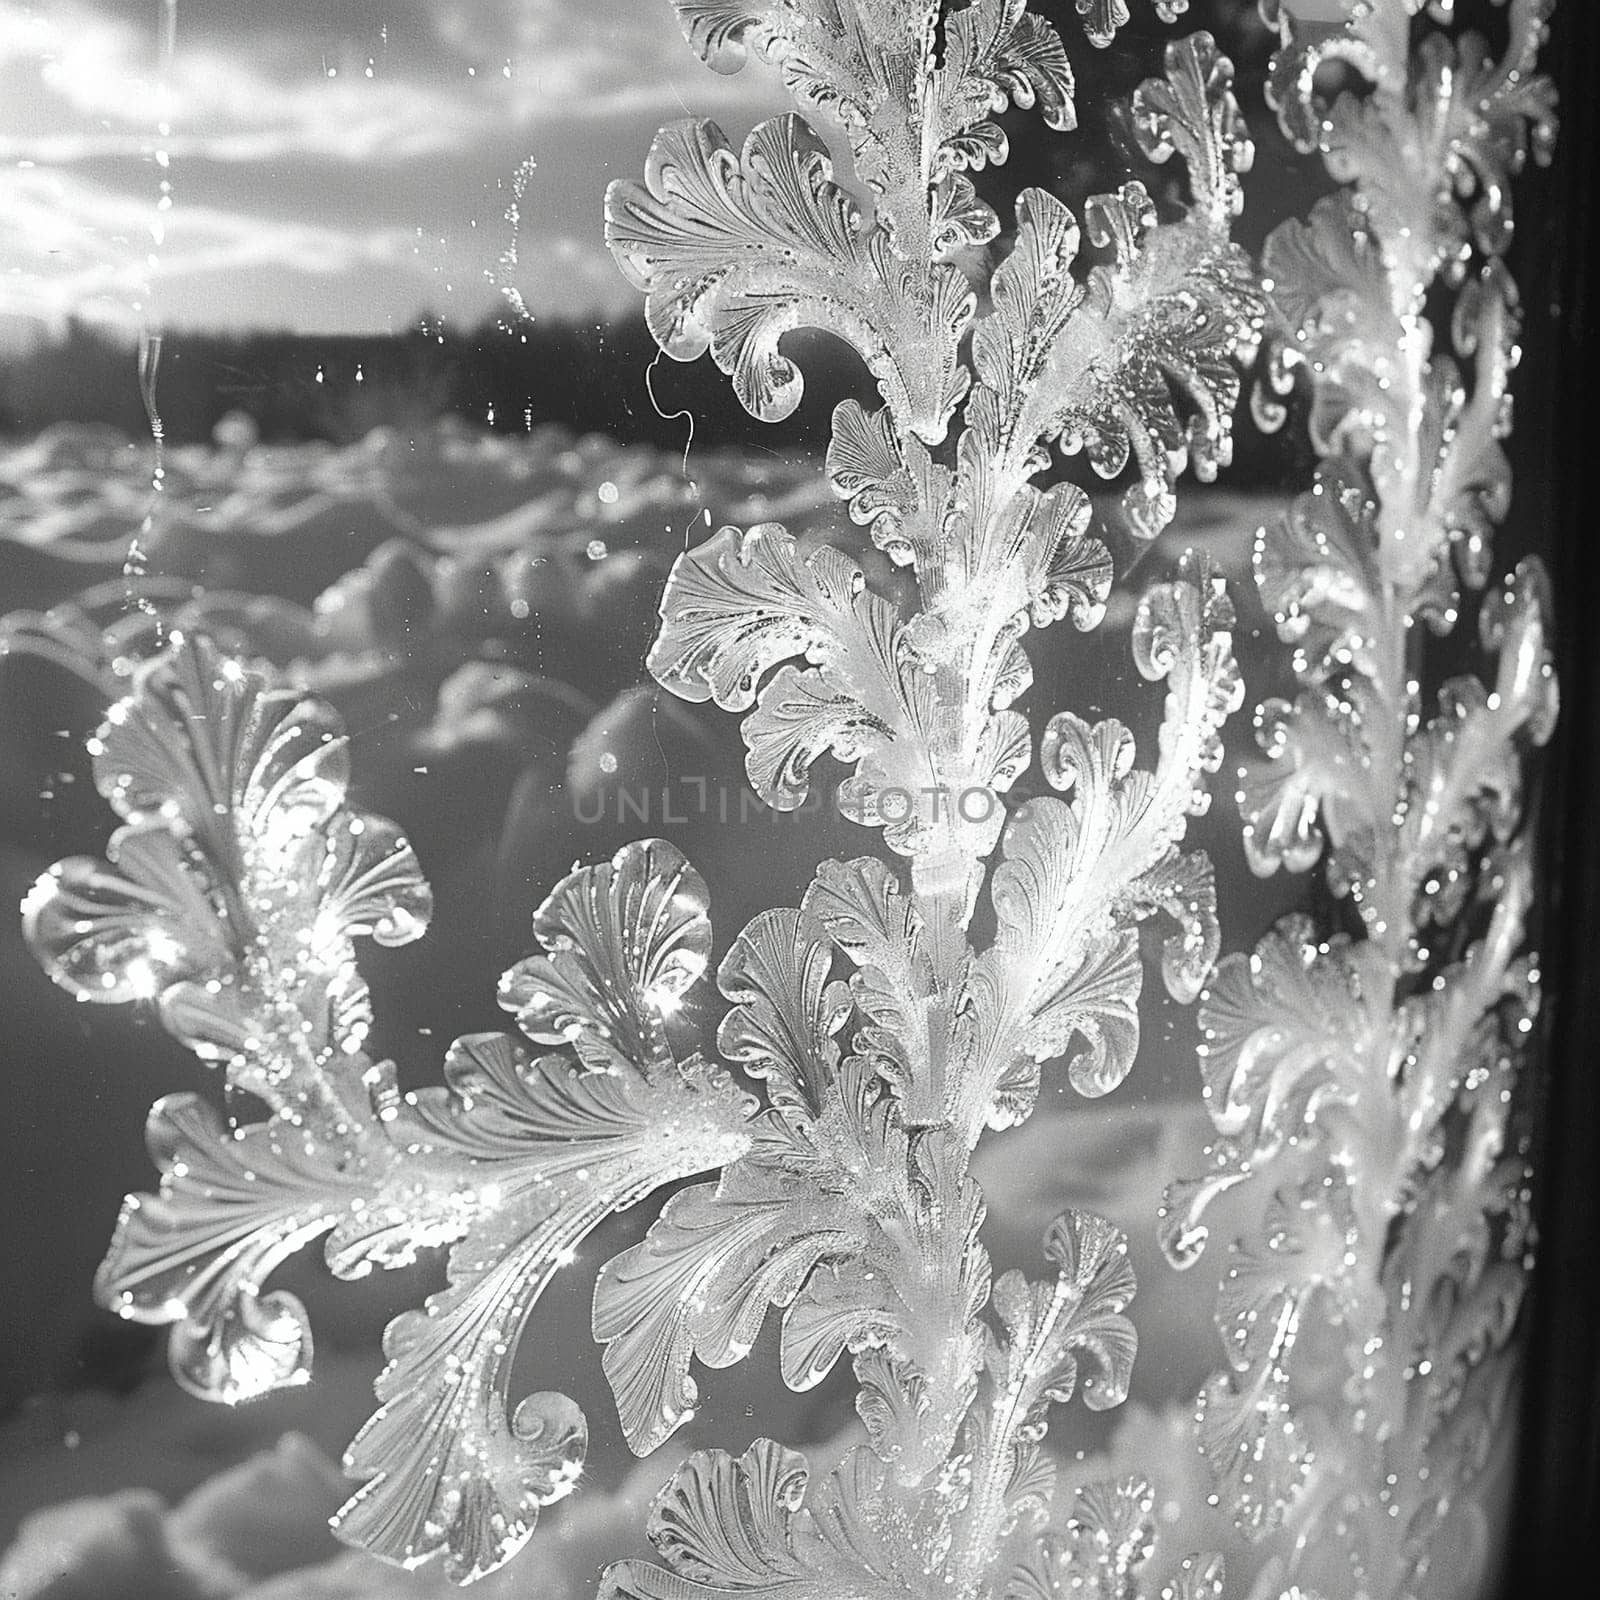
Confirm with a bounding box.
[1164,3,1556,1593]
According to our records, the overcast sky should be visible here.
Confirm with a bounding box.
[0,1,1358,340]
[0,0,786,335]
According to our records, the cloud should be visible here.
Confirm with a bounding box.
[0,161,428,326]
[0,0,784,330]
[0,1,779,166]
[0,155,635,332]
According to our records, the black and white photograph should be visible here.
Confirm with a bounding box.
[1,4,1595,1597]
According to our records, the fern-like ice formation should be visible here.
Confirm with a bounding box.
[21,639,754,1581]
[1160,3,1558,1597]
[18,3,1264,1591]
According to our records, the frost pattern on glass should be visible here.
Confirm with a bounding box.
[13,3,1269,1591]
[23,643,758,1582]
[622,16,1263,897]
[1161,3,1558,1595]
[9,2,1562,1597]
[593,5,1265,1599]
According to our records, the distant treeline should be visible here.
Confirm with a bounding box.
[0,313,874,451]
[0,8,1343,466]
[0,305,1329,485]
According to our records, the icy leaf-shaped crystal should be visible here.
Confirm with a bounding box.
[23,635,431,1115]
[950,35,1263,541]
[968,564,1239,1125]
[97,1094,358,1404]
[1075,2,1191,51]
[1025,36,1266,538]
[26,663,764,1586]
[669,2,1075,259]
[607,114,972,442]
[985,1211,1138,1425]
[805,855,941,1110]
[340,1030,752,1580]
[598,879,990,1474]
[649,521,1023,865]
[595,1066,974,1457]
[602,1441,917,1600]
[595,1129,864,1455]
[1398,559,1557,932]
[1004,1478,1222,1600]
[498,838,712,1074]
[1262,0,1556,264]
[717,906,853,1117]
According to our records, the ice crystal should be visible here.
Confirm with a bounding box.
[597,27,1262,1593]
[1162,3,1558,1595]
[24,640,759,1580]
[8,3,1559,1598]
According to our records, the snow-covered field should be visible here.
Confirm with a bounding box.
[0,420,1322,1599]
